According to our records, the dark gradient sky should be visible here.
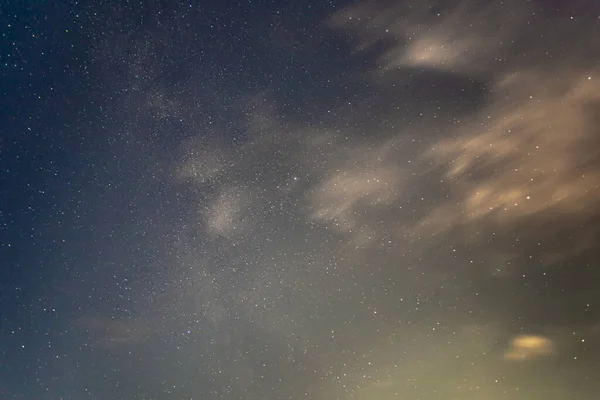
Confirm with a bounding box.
[2,0,600,399]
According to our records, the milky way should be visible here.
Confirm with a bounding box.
[2,0,600,399]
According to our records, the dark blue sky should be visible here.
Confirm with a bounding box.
[2,0,600,399]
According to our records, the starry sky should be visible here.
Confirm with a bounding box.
[2,0,600,399]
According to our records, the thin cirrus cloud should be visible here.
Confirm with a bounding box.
[307,138,406,246]
[327,0,529,77]
[168,0,600,309]
[420,70,600,233]
[328,0,600,262]
[171,0,600,273]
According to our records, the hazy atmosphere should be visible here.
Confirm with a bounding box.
[2,0,600,399]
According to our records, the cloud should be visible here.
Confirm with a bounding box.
[327,0,600,266]
[328,323,559,399]
[307,138,405,246]
[504,334,556,361]
[420,69,600,236]
[166,3,600,335]
[329,0,520,75]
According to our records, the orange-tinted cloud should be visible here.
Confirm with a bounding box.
[504,334,556,361]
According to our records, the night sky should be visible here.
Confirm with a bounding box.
[2,0,600,399]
